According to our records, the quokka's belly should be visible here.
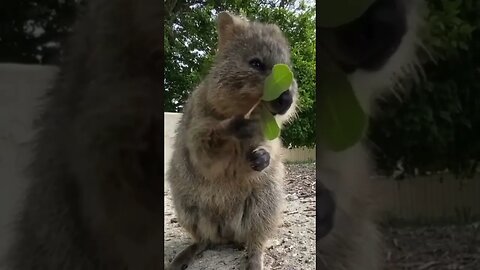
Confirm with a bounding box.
[191,194,256,244]
[193,202,251,245]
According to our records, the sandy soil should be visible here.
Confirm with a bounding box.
[164,162,480,270]
[164,163,317,270]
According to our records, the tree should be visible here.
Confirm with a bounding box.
[164,0,316,147]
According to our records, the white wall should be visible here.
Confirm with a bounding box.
[164,113,182,174]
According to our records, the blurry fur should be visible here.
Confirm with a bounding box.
[317,0,427,269]
[4,0,164,269]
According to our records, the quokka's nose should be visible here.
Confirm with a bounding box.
[318,0,408,73]
[269,90,293,115]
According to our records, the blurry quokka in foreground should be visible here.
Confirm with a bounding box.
[317,0,426,269]
[4,0,164,269]
[166,11,299,270]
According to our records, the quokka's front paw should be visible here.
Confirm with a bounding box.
[226,116,260,139]
[247,148,270,171]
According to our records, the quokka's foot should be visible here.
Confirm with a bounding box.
[168,242,208,270]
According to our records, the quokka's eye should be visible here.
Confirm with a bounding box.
[249,58,266,71]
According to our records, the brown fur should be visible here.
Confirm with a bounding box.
[166,12,298,270]
[4,0,164,269]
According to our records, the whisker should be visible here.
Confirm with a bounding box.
[418,40,437,64]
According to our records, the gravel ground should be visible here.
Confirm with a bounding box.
[383,223,480,270]
[164,163,316,270]
[164,163,480,269]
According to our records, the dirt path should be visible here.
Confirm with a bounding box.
[164,163,316,270]
[384,223,480,270]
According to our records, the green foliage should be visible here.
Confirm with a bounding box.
[165,0,316,147]
[260,107,281,140]
[263,64,293,102]
[369,0,480,178]
[0,0,84,64]
[6,0,479,170]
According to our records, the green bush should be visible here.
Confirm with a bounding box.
[369,0,480,178]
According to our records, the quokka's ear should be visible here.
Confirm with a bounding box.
[216,11,248,50]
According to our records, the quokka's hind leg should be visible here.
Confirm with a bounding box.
[243,239,266,270]
[167,242,209,270]
[245,248,264,270]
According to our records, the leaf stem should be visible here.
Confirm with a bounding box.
[244,99,262,119]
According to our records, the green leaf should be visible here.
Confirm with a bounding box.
[260,107,281,140]
[263,64,293,101]
[260,64,293,140]
[318,52,368,151]
[318,0,376,27]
